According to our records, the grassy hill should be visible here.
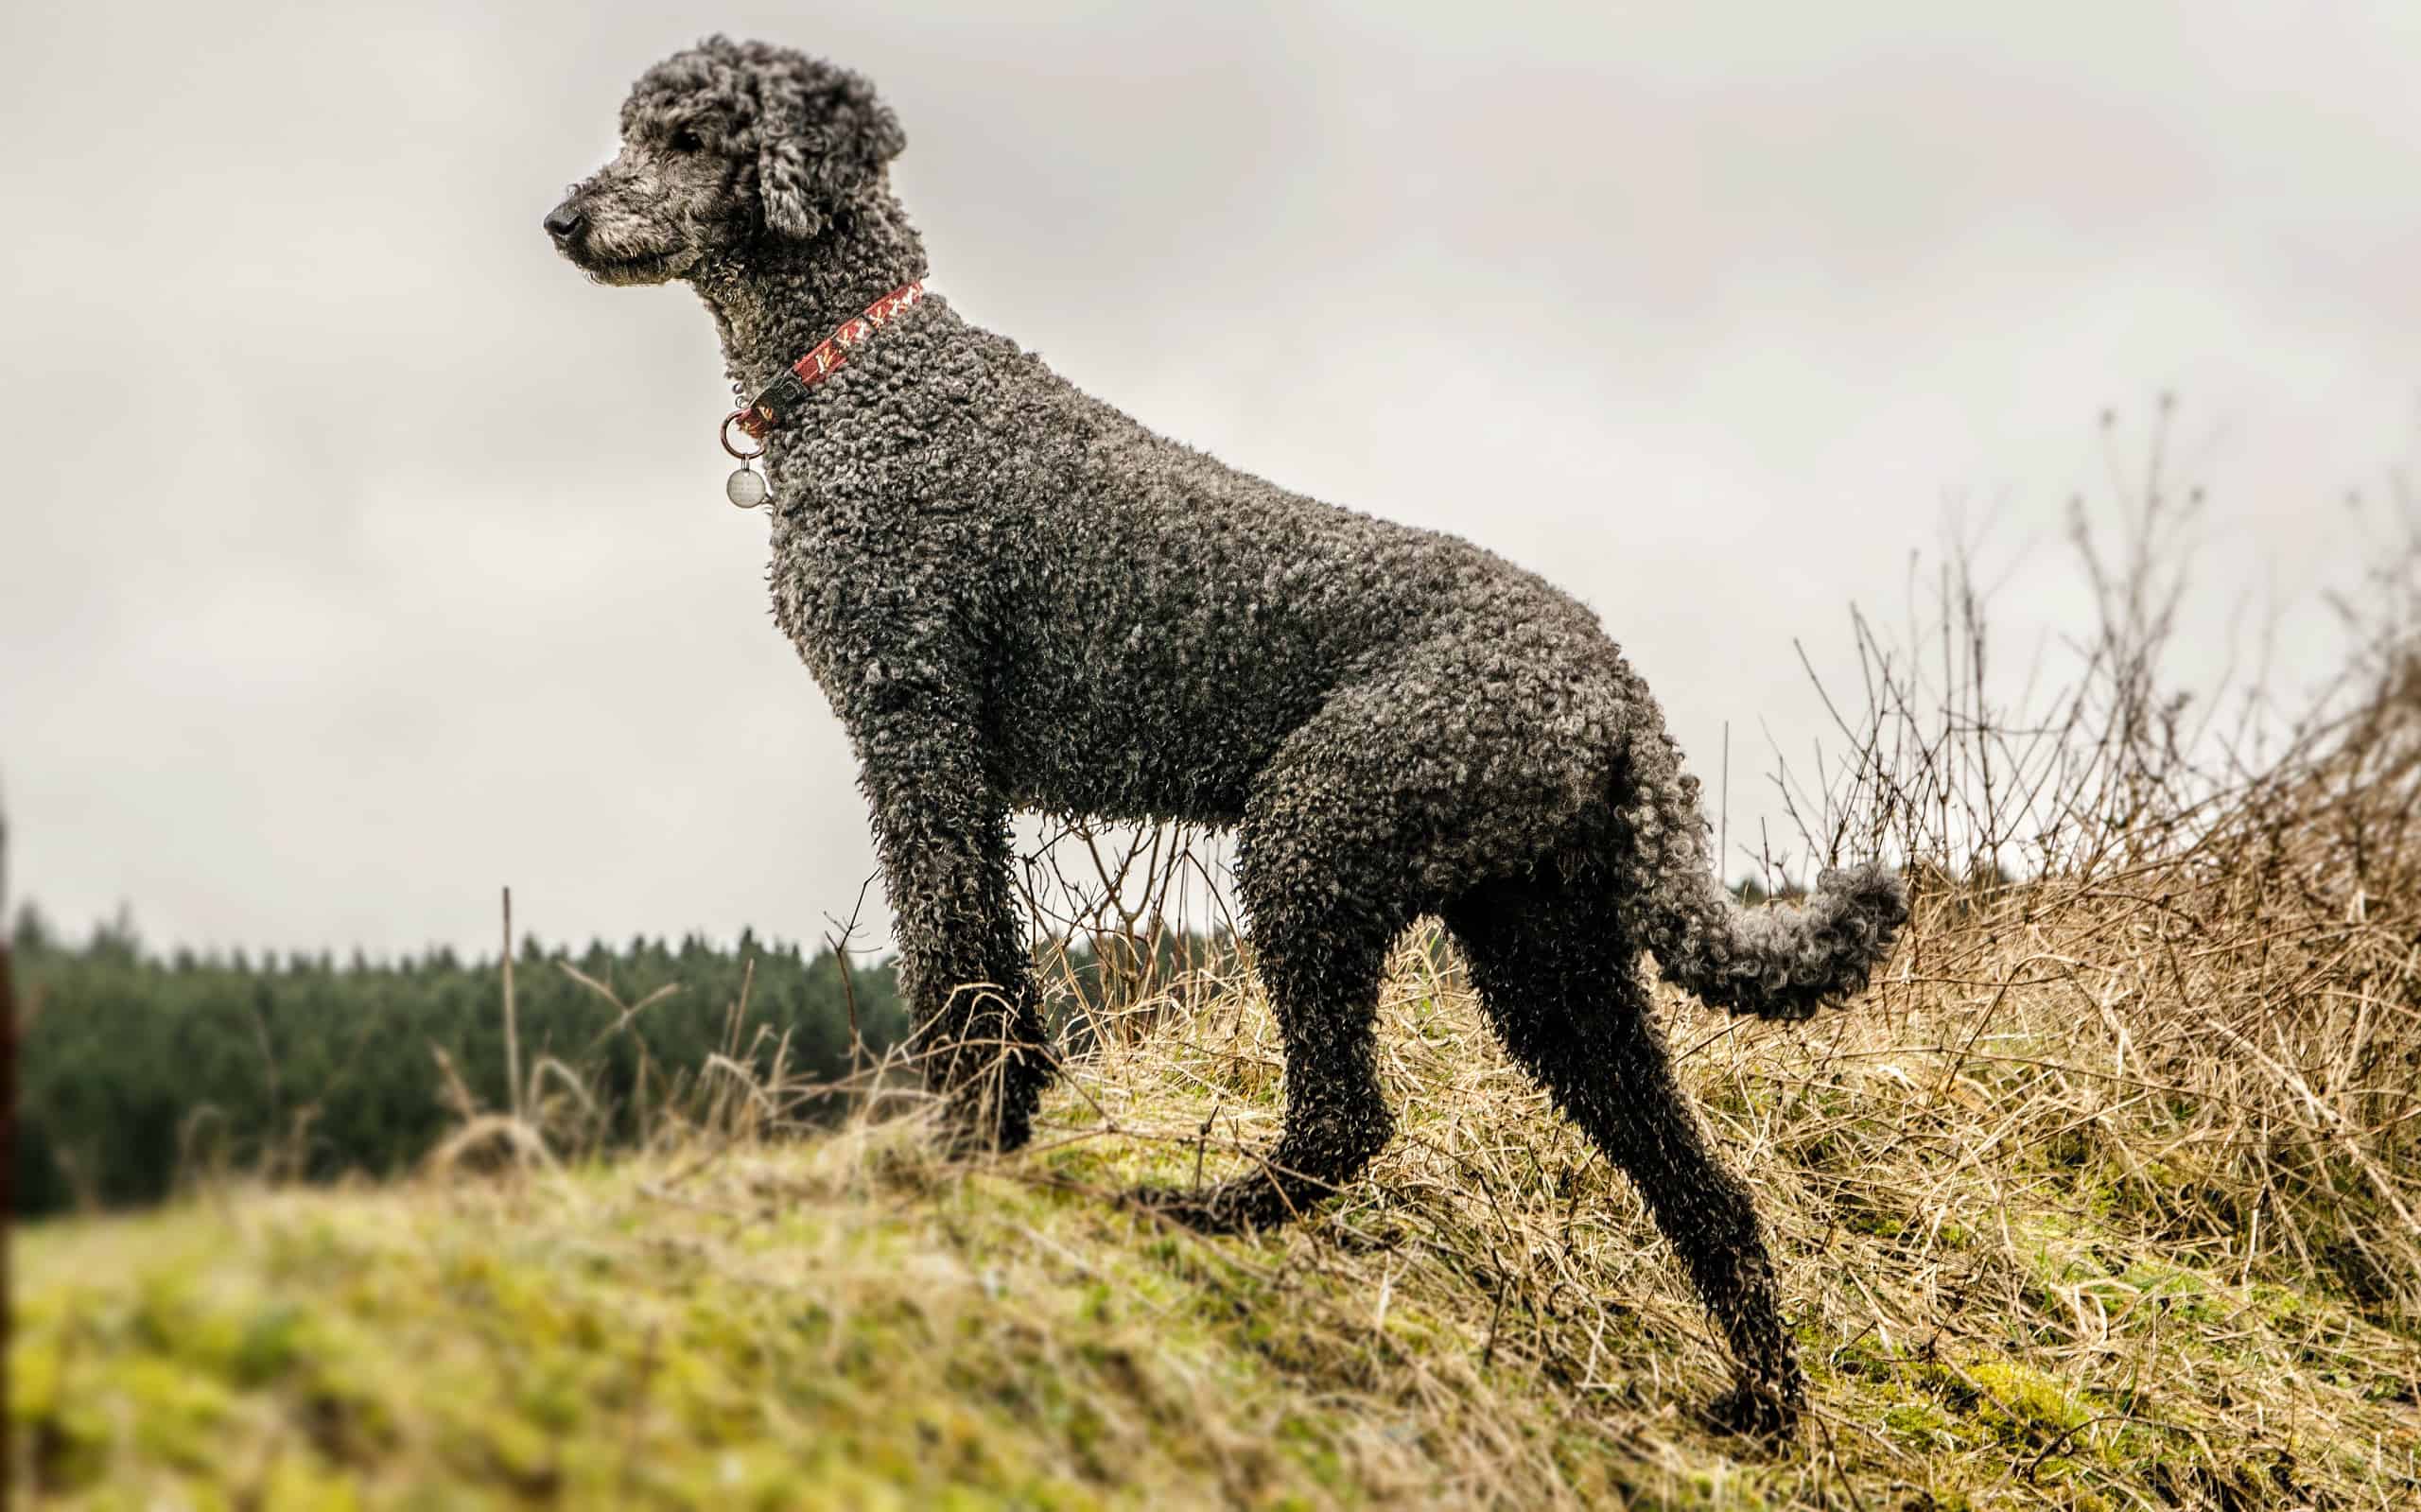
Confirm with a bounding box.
[13,871,2418,1508]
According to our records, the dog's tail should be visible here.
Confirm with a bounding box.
[1643,859,1907,1020]
[1613,734,1907,1021]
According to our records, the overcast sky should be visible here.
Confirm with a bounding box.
[4,1,2415,959]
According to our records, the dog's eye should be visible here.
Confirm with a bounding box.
[670,128,704,152]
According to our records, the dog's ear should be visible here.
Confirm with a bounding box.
[756,61,905,240]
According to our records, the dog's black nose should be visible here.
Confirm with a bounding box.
[543,202,586,241]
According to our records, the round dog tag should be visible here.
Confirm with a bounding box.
[725,465,771,510]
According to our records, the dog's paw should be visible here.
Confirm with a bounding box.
[1705,1379,1803,1442]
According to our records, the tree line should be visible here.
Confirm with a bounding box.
[9,906,908,1217]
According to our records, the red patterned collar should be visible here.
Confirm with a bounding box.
[722,280,926,450]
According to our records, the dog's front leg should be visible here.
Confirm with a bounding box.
[856,704,1052,1154]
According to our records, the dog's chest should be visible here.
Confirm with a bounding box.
[764,505,882,701]
[760,469,990,724]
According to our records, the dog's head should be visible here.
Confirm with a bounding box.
[545,37,904,285]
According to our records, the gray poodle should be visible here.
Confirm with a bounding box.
[546,37,1905,1435]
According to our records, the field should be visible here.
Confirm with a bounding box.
[14,850,2420,1508]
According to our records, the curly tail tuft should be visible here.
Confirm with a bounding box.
[1649,861,1908,1020]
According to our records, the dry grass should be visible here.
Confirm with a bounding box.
[17,878,2415,1507]
[999,864,2421,1508]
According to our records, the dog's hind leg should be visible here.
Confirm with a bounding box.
[1127,792,1406,1233]
[1127,639,1612,1231]
[1447,873,1807,1437]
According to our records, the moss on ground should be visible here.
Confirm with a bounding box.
[16,1164,1349,1508]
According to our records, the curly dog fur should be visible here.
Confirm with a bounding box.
[547,37,1907,1434]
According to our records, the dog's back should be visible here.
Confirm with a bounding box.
[763,296,1626,826]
